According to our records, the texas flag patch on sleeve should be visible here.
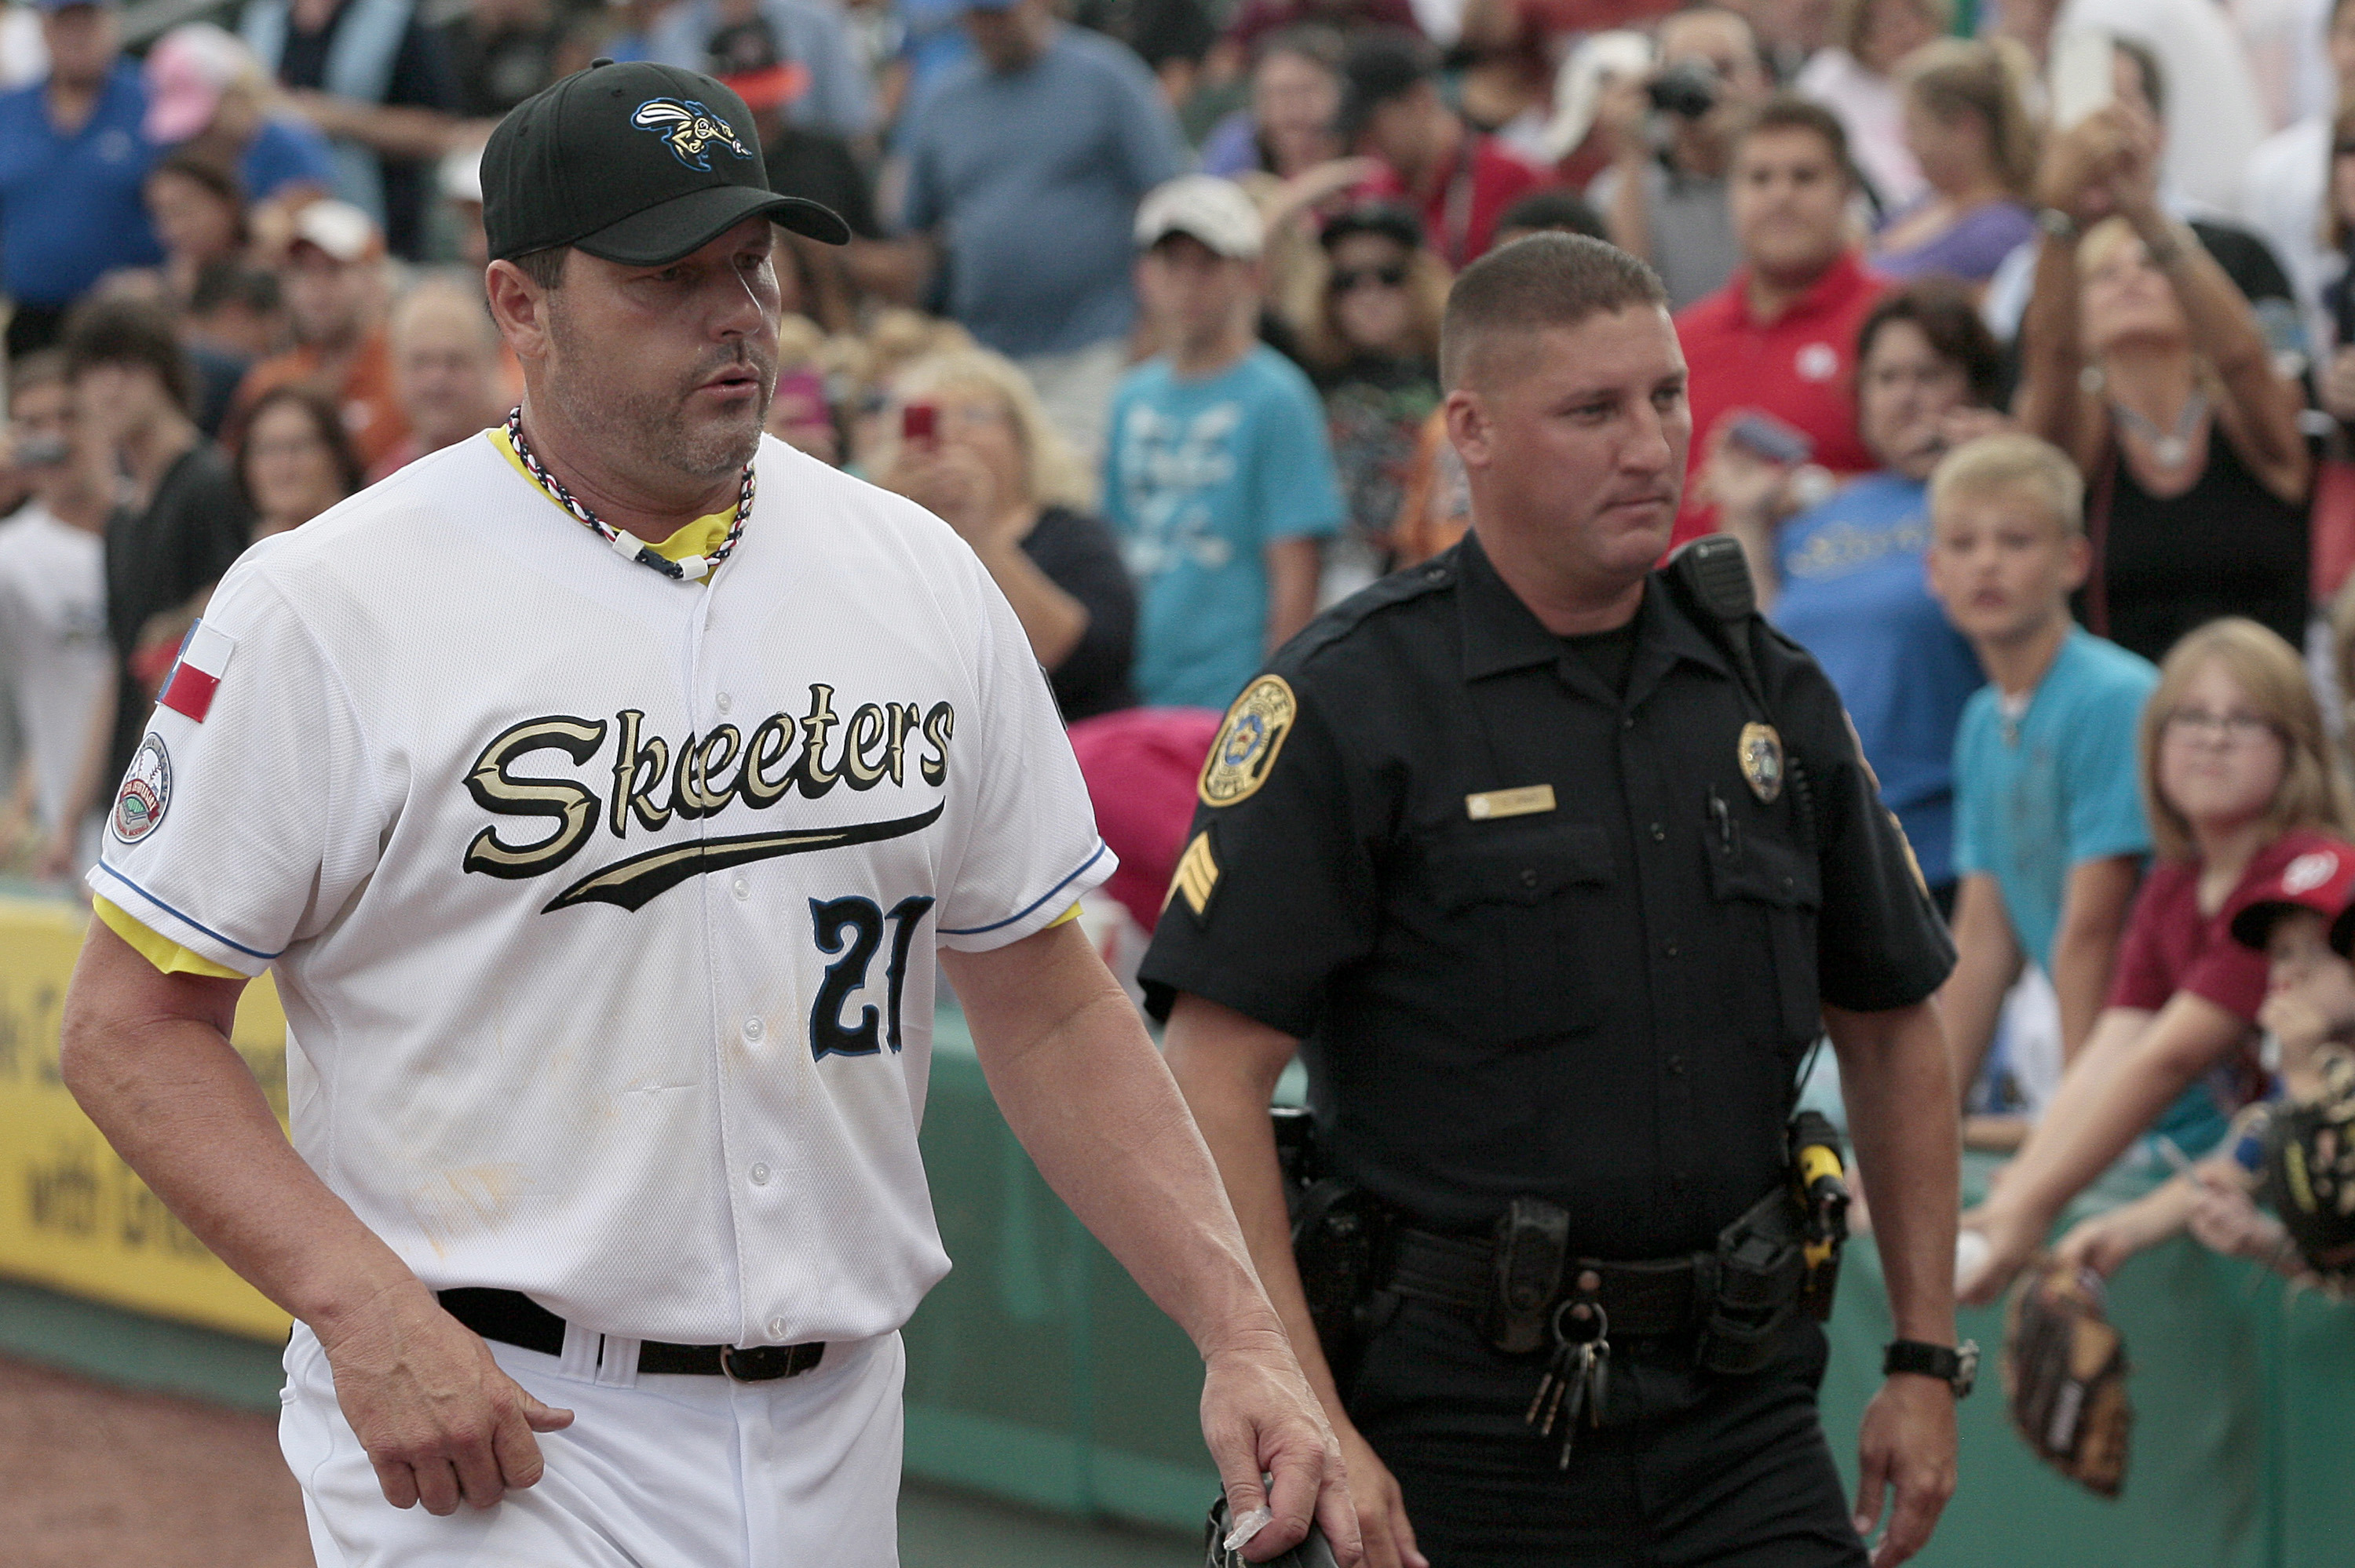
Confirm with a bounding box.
[158,620,237,723]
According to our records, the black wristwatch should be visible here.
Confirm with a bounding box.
[1883,1338,1978,1398]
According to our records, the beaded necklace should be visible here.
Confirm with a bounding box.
[503,406,754,582]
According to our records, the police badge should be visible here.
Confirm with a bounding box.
[1739,721,1784,804]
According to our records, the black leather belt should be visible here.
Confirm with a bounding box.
[437,1288,825,1381]
[1386,1228,1703,1339]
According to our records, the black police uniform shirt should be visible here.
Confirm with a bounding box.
[1139,531,1955,1261]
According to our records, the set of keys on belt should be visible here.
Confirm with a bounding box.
[1525,1289,1610,1468]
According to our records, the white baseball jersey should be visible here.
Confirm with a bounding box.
[90,431,1113,1348]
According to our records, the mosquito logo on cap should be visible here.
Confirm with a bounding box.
[630,97,751,171]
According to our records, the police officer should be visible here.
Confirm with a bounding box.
[1148,235,1967,1568]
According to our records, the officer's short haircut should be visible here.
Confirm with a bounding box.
[1440,233,1667,391]
[1926,432,2085,541]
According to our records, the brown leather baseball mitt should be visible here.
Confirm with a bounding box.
[2003,1261,2130,1497]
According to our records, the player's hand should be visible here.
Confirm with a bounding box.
[1852,1373,1958,1568]
[1199,1332,1362,1565]
[313,1282,575,1515]
[1334,1420,1425,1568]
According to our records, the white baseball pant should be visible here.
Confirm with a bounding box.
[279,1319,906,1566]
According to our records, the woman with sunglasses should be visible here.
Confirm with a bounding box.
[1280,202,1448,603]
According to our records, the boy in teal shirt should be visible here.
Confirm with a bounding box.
[1103,176,1341,711]
[1927,435,2157,1106]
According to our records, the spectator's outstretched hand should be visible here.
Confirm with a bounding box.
[2188,1183,2290,1270]
[2053,1193,2176,1278]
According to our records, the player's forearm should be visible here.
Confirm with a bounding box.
[949,933,1287,1358]
[1827,1001,1959,1345]
[1164,1008,1353,1418]
[60,932,423,1336]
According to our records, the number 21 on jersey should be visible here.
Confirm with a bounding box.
[809,895,934,1059]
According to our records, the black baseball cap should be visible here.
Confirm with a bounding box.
[482,59,848,266]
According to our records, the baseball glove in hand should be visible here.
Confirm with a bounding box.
[2262,1049,2355,1280]
[2003,1262,2130,1498]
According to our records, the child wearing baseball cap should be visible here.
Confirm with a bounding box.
[2051,841,2355,1281]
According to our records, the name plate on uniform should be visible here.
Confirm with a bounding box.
[1465,784,1556,821]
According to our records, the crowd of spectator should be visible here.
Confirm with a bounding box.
[15,0,2355,1314]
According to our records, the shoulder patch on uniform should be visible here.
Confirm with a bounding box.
[158,620,236,724]
[111,734,173,844]
[1165,829,1220,922]
[1200,676,1298,808]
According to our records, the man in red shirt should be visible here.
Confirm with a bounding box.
[1672,96,1884,545]
[1343,31,1549,268]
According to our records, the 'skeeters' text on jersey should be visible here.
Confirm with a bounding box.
[462,684,956,913]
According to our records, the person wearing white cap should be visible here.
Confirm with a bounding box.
[142,21,334,202]
[228,198,411,472]
[1102,173,1344,713]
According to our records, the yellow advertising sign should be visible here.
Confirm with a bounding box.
[0,895,293,1341]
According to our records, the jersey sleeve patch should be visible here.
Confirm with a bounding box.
[111,734,173,844]
[158,620,237,723]
[1199,676,1297,808]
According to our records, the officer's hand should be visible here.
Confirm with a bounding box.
[1200,1333,1363,1564]
[1334,1420,1426,1568]
[313,1282,575,1515]
[1852,1373,1957,1568]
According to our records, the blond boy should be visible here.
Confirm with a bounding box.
[1926,435,2157,1114]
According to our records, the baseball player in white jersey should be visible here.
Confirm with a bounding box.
[60,59,1356,1568]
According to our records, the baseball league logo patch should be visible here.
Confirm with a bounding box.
[111,734,173,844]
[631,98,752,171]
[1200,676,1297,808]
